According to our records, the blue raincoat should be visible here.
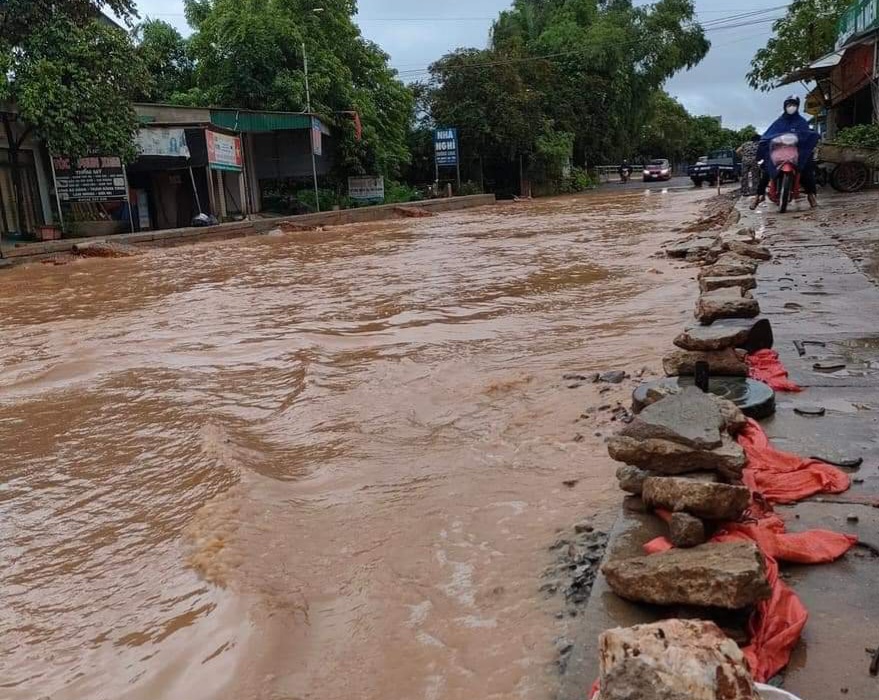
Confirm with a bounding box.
[757,112,820,179]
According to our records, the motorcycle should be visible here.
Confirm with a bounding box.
[765,132,816,213]
[619,166,632,184]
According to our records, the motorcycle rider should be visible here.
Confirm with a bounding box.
[751,96,818,210]
[619,159,633,183]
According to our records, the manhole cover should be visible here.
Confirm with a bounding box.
[632,377,776,419]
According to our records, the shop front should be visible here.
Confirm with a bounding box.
[126,125,246,231]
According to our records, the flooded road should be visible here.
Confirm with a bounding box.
[0,189,712,700]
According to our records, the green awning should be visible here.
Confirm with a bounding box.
[209,110,328,133]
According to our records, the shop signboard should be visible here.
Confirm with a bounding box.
[206,130,243,172]
[838,0,879,48]
[52,156,127,203]
[434,127,459,167]
[348,176,385,203]
[136,128,191,158]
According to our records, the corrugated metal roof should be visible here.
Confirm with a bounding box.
[209,110,329,134]
[779,49,847,86]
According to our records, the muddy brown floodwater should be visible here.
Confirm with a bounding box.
[0,188,715,700]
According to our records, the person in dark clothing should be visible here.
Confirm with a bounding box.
[738,134,761,196]
[751,96,820,210]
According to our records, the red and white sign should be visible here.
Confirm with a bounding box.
[311,117,323,157]
[206,130,243,172]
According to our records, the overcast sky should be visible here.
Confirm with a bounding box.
[132,0,795,131]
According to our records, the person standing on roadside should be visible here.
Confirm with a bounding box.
[738,134,761,197]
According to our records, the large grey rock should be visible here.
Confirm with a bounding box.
[633,377,774,423]
[674,318,773,352]
[620,388,724,449]
[696,288,760,325]
[598,620,760,700]
[642,476,751,520]
[602,541,771,609]
[700,253,759,278]
[719,231,756,248]
[727,240,771,261]
[607,434,747,481]
[640,386,748,435]
[670,513,707,548]
[665,237,719,259]
[662,348,748,377]
[699,275,757,293]
[616,465,651,495]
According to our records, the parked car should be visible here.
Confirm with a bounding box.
[643,159,672,182]
[688,149,742,187]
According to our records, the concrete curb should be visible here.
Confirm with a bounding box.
[0,194,496,264]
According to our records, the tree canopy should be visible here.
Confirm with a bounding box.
[748,0,852,91]
[424,0,710,176]
[163,0,413,177]
[0,0,147,160]
[133,19,194,103]
[638,92,758,162]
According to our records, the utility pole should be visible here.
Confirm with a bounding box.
[303,42,321,213]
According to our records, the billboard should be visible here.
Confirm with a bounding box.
[348,176,385,203]
[52,156,127,203]
[206,130,243,172]
[136,128,190,158]
[434,127,459,167]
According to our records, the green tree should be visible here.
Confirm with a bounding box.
[133,19,194,102]
[684,116,741,160]
[0,0,148,233]
[426,0,709,193]
[427,49,540,162]
[180,0,413,178]
[638,92,692,162]
[748,0,851,91]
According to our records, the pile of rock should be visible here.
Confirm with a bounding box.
[608,387,751,537]
[603,389,771,620]
[72,241,145,258]
[588,222,782,692]
[693,229,768,329]
[659,228,774,378]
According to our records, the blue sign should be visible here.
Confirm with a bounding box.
[434,127,459,167]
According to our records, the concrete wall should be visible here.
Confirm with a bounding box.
[0,194,497,262]
[251,131,333,180]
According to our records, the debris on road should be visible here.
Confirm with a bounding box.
[597,620,760,700]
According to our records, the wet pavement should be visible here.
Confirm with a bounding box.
[744,191,879,700]
[0,189,718,700]
[562,189,879,700]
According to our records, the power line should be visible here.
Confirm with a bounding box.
[393,12,784,79]
[142,5,790,24]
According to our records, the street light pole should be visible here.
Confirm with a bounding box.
[303,41,321,213]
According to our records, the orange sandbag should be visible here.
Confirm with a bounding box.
[738,419,851,504]
[747,349,802,393]
[715,525,854,681]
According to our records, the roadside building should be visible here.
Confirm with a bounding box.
[784,0,879,138]
[134,104,334,225]
[0,106,56,242]
[0,103,334,243]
